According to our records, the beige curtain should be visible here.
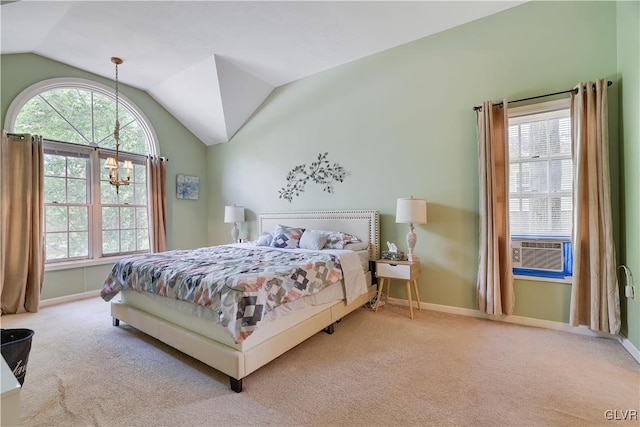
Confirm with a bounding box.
[148,155,167,253]
[476,100,515,315]
[570,79,620,335]
[1,131,45,314]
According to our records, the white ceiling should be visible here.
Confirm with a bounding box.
[1,1,525,146]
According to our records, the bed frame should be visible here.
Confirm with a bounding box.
[110,209,380,392]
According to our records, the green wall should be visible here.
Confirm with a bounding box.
[1,54,209,299]
[617,1,640,348]
[1,1,635,339]
[208,1,620,323]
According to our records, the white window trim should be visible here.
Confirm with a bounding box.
[41,141,151,269]
[7,78,159,271]
[513,274,572,284]
[509,98,573,285]
[42,142,93,263]
[45,256,124,272]
[509,98,570,118]
[4,77,159,155]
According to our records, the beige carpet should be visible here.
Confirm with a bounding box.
[2,297,639,427]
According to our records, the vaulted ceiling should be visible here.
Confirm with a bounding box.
[1,1,525,146]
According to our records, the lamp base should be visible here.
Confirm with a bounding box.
[407,252,420,263]
[406,224,419,263]
[231,223,239,243]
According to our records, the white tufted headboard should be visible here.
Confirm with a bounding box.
[258,210,380,261]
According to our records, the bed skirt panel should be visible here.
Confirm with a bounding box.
[111,302,245,379]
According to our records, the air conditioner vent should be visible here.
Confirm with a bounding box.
[520,241,562,249]
[512,239,566,272]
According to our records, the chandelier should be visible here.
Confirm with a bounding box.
[104,57,133,193]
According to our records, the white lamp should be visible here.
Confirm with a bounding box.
[224,205,245,243]
[396,197,427,263]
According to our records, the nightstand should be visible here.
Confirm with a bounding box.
[374,259,421,319]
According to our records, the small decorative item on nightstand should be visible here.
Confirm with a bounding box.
[374,259,422,319]
[381,250,405,261]
[381,241,405,260]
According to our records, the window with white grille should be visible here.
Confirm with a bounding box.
[508,99,572,279]
[509,101,572,237]
[7,78,157,267]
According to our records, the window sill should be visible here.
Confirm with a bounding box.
[514,274,572,284]
[45,256,123,272]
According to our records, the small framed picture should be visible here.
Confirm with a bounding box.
[176,174,199,200]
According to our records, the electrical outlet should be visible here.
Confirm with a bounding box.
[619,265,635,300]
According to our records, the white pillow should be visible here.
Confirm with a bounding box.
[343,241,369,251]
[299,230,330,250]
[256,232,273,246]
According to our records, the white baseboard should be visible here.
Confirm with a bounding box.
[387,297,639,364]
[40,291,640,364]
[40,290,101,308]
[620,337,640,364]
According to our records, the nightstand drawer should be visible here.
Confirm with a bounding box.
[376,262,411,280]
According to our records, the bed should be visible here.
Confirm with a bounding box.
[102,209,380,392]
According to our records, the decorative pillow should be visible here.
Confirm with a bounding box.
[299,230,330,251]
[270,225,305,249]
[324,231,362,250]
[255,232,273,247]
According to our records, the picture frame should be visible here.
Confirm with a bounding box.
[176,174,199,200]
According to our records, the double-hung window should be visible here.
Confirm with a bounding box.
[43,143,92,260]
[508,99,573,281]
[7,78,157,268]
[99,153,149,255]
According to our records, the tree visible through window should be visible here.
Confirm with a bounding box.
[43,151,90,260]
[10,80,155,264]
[16,87,147,153]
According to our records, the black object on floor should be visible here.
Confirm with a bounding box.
[1,328,35,386]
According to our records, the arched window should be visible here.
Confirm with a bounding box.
[6,78,159,267]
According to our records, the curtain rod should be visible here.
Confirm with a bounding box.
[6,132,27,140]
[472,80,612,111]
[97,146,170,162]
[5,133,169,161]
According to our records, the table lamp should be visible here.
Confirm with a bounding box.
[396,197,427,262]
[224,205,245,243]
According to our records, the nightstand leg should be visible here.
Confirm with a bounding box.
[374,278,384,312]
[406,280,414,320]
[385,280,391,303]
[413,279,422,311]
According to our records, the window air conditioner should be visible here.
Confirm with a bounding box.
[511,239,565,272]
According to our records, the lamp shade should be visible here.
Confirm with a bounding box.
[396,198,427,224]
[104,157,117,169]
[224,205,245,223]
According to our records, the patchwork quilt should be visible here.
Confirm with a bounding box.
[101,245,343,343]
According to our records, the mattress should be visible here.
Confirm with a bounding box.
[110,245,371,351]
[121,289,327,352]
[228,243,371,272]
